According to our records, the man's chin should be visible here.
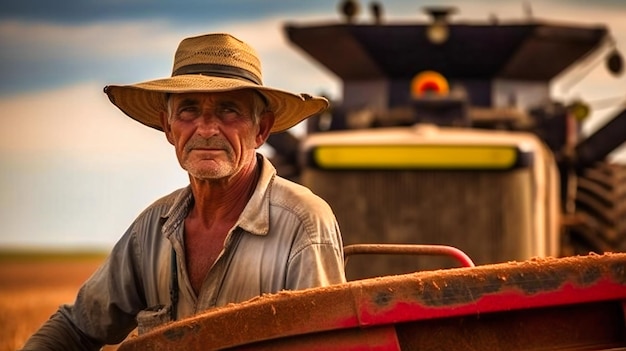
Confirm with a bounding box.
[185,165,234,181]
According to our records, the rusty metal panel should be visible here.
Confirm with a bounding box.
[119,254,626,351]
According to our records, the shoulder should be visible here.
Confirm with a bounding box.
[270,175,335,217]
[257,154,333,216]
[268,176,341,244]
[267,177,344,266]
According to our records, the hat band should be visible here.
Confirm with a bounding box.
[172,63,262,85]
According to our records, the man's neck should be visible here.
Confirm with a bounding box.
[187,158,260,229]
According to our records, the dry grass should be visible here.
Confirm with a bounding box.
[0,252,126,351]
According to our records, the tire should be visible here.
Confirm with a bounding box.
[562,162,626,255]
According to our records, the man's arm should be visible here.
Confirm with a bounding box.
[20,307,104,351]
[287,219,347,289]
[20,227,146,350]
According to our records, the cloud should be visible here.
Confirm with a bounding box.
[0,13,340,97]
[0,19,173,59]
[0,19,181,95]
[0,82,172,164]
[0,0,336,25]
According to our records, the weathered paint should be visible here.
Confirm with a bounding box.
[119,253,626,351]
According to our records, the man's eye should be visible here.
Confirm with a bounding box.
[176,107,200,121]
[217,107,241,120]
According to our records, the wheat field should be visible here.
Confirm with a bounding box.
[0,252,127,351]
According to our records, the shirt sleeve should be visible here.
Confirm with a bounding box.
[18,307,103,351]
[20,225,147,350]
[286,220,347,290]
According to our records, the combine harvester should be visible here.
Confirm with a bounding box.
[120,1,626,349]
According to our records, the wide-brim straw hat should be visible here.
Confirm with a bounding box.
[104,33,328,133]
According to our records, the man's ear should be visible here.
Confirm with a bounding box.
[160,111,175,145]
[256,111,275,148]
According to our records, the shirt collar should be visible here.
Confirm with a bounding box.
[237,154,275,236]
[162,186,193,240]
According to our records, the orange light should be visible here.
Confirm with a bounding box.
[411,70,449,97]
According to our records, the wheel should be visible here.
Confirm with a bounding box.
[562,162,626,255]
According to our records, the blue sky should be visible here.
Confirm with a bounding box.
[1,0,625,250]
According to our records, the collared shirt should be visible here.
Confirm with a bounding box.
[21,155,346,350]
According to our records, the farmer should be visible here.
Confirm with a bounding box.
[22,33,346,350]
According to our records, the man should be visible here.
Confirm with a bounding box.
[22,33,346,350]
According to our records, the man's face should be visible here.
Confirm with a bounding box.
[162,90,273,181]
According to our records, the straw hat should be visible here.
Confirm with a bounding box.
[104,33,328,133]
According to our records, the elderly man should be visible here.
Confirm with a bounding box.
[22,33,346,350]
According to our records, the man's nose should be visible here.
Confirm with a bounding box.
[195,112,221,136]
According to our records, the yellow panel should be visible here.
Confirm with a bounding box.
[313,145,518,169]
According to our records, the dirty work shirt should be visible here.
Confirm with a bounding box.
[21,155,346,351]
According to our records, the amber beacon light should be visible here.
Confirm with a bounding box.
[411,70,449,97]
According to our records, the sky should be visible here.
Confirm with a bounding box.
[1,0,625,251]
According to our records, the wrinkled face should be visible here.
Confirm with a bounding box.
[161,90,274,181]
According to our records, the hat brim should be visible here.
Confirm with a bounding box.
[104,75,328,133]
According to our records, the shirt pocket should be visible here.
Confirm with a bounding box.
[136,304,173,334]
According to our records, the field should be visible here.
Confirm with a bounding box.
[0,251,126,351]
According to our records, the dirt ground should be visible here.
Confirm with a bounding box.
[0,254,125,351]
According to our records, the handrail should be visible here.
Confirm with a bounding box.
[343,243,475,268]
